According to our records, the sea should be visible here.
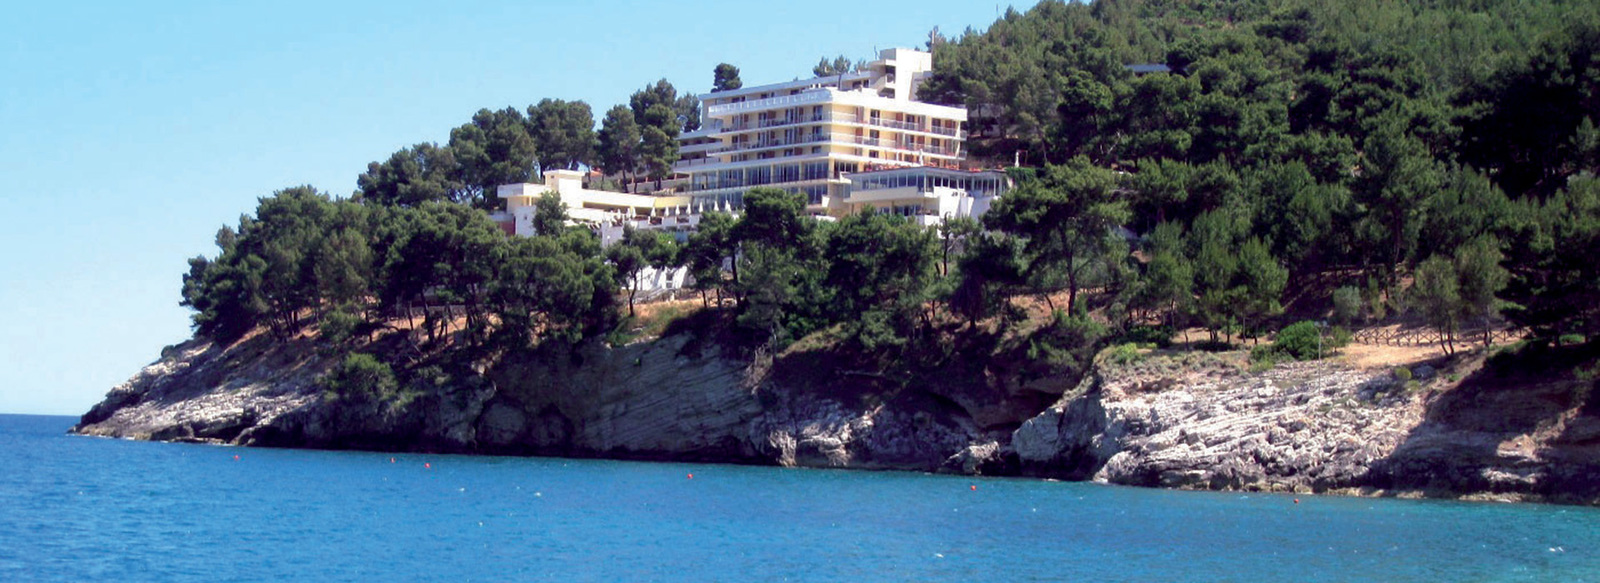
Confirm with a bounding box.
[1,414,1596,582]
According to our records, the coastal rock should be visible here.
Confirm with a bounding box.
[1012,352,1600,504]
[72,331,1600,504]
[72,331,995,474]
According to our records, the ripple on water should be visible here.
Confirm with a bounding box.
[1,414,1598,582]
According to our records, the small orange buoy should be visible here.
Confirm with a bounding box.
[232,455,240,461]
[687,473,694,479]
[425,462,432,469]
[1294,498,1300,504]
[970,485,977,491]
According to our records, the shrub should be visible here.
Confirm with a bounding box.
[1273,321,1325,360]
[1025,310,1109,379]
[1393,367,1413,382]
[1103,343,1143,366]
[323,352,398,401]
[1249,343,1287,371]
[318,305,364,348]
[1120,324,1174,349]
[1328,326,1353,349]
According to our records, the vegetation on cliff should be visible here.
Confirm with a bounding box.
[174,0,1600,408]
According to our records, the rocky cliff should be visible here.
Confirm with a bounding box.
[75,332,1600,504]
[72,330,1008,473]
[1012,351,1600,505]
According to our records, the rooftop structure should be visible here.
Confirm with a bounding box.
[675,48,969,216]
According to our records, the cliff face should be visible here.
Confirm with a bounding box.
[71,332,1010,473]
[74,334,1600,504]
[1011,352,1600,505]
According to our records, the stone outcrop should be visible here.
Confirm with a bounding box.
[71,331,1009,473]
[74,333,1600,504]
[1010,351,1600,504]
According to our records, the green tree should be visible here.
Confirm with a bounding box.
[1454,235,1509,347]
[1355,116,1441,288]
[639,104,680,188]
[812,55,856,77]
[356,143,462,207]
[597,104,642,186]
[948,232,1024,329]
[1235,237,1288,341]
[323,352,397,401]
[605,241,645,319]
[531,191,569,237]
[825,212,939,350]
[683,211,736,305]
[527,98,597,172]
[985,158,1131,313]
[1412,254,1464,354]
[448,107,538,208]
[1136,221,1194,335]
[713,63,742,92]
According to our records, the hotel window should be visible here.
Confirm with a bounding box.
[803,161,828,181]
[776,164,800,183]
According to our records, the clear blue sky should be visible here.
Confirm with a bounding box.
[0,0,1031,415]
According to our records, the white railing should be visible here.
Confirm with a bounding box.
[706,90,833,117]
[717,111,969,140]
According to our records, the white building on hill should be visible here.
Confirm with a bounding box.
[488,48,1012,294]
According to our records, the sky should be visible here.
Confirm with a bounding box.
[0,0,1033,415]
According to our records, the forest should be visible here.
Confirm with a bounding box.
[177,0,1600,399]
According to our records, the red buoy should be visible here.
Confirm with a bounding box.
[1294,499,1300,504]
[390,457,396,463]
[232,455,240,461]
[425,462,432,469]
[687,473,694,479]
[970,485,977,491]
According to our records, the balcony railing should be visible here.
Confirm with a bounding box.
[717,111,969,139]
[712,133,832,153]
[705,90,832,117]
[702,133,964,159]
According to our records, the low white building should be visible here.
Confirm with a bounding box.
[493,166,1008,239]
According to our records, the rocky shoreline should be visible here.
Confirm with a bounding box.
[74,332,1600,505]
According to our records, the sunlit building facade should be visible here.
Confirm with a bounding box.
[676,48,971,216]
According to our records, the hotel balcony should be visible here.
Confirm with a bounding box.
[705,89,833,117]
[707,133,962,157]
[711,111,968,139]
[843,185,941,204]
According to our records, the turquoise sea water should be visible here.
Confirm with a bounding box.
[1,414,1596,582]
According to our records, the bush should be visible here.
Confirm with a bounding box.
[1249,343,1287,371]
[1103,343,1144,366]
[1025,310,1109,378]
[323,352,398,401]
[1273,321,1326,360]
[318,305,364,348]
[1119,325,1174,348]
[1393,367,1413,382]
[1328,326,1353,348]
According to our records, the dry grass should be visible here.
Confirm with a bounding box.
[1337,342,1447,370]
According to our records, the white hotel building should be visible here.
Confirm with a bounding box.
[494,47,1007,246]
[677,47,977,216]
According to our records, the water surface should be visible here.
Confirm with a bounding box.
[1,414,1595,581]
